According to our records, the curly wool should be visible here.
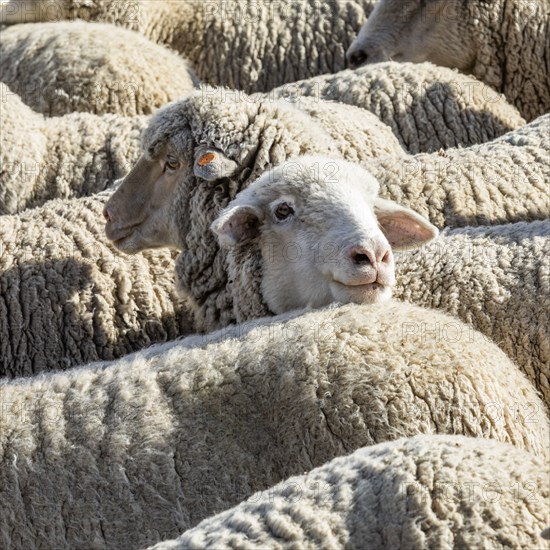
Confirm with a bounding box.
[1,0,376,93]
[372,115,550,229]
[148,436,550,550]
[0,87,147,214]
[0,193,193,378]
[0,21,198,116]
[0,302,548,549]
[394,220,550,406]
[468,0,550,121]
[269,61,526,154]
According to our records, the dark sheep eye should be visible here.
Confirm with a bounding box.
[274,202,294,221]
[164,156,180,172]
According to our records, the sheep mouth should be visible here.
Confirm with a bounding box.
[105,221,143,245]
[111,234,132,247]
[330,280,391,304]
[106,228,142,253]
[331,278,383,290]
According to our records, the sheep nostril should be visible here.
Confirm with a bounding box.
[381,250,391,264]
[348,50,368,69]
[352,252,371,265]
[103,207,111,222]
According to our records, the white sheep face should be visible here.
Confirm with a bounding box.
[346,0,474,70]
[212,156,438,314]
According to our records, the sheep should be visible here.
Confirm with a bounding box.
[147,435,550,550]
[0,21,198,116]
[1,302,548,549]
[0,85,147,214]
[346,0,550,122]
[269,61,527,154]
[394,221,550,404]
[0,92,405,377]
[0,0,377,93]
[210,157,550,405]
[104,94,549,333]
[0,192,195,378]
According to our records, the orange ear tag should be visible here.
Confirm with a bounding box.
[198,152,216,166]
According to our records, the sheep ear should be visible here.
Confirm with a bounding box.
[211,205,263,247]
[374,198,439,250]
[194,146,239,181]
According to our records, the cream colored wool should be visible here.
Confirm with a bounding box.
[0,193,193,378]
[347,0,550,121]
[0,86,147,214]
[284,95,405,162]
[0,302,548,549]
[0,21,198,116]
[1,0,376,93]
[372,115,550,228]
[394,221,550,405]
[148,436,550,550]
[269,61,526,154]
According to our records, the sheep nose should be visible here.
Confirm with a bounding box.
[349,246,391,266]
[347,48,368,69]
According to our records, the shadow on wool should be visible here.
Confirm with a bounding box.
[0,258,193,379]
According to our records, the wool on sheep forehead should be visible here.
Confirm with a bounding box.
[142,91,263,161]
[141,100,194,159]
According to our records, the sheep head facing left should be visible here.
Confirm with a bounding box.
[212,156,438,318]
[346,0,475,70]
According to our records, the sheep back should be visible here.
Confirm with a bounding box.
[0,302,547,548]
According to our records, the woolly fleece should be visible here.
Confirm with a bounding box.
[348,0,550,121]
[395,221,550,406]
[0,86,146,214]
[371,115,550,229]
[0,302,548,549]
[270,61,527,154]
[148,436,550,550]
[0,193,193,378]
[0,21,198,116]
[1,0,376,93]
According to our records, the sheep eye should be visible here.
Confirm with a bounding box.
[164,156,180,172]
[274,202,294,221]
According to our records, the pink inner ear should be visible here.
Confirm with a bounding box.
[379,214,437,249]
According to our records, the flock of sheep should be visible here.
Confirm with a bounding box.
[0,0,549,548]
